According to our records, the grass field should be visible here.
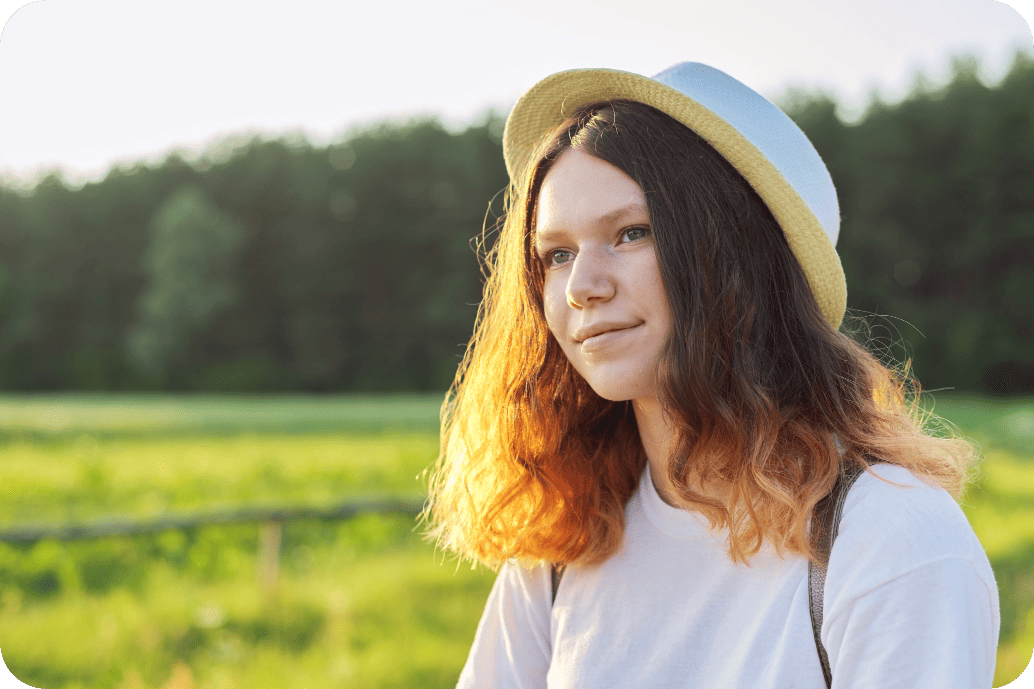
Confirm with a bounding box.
[0,392,1030,688]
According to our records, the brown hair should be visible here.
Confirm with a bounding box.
[424,99,977,567]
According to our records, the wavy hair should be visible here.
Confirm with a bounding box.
[423,99,978,567]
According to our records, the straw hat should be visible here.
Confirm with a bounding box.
[502,62,846,329]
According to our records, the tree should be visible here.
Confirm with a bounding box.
[125,185,244,385]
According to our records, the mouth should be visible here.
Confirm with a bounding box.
[574,322,636,343]
[579,322,641,349]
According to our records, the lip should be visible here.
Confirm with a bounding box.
[574,321,641,343]
[576,322,642,352]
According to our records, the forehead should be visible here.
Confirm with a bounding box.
[534,150,647,236]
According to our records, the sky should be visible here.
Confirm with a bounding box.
[0,0,1031,190]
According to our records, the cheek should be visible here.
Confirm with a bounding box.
[541,278,567,341]
[652,286,673,339]
[643,263,672,336]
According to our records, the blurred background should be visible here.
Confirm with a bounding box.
[0,0,1031,687]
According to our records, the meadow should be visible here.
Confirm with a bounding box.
[0,393,1030,688]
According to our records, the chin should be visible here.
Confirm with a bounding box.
[590,389,630,403]
[582,378,653,403]
[570,359,660,404]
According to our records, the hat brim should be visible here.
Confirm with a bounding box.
[502,67,846,330]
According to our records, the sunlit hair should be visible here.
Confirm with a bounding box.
[423,99,978,568]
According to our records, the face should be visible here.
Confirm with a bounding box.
[534,149,671,403]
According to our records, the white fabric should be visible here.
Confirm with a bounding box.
[457,462,999,688]
[651,62,841,245]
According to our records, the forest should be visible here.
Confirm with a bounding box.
[0,53,1030,395]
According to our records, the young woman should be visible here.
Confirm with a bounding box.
[424,62,999,688]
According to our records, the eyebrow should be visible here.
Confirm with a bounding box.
[534,201,650,248]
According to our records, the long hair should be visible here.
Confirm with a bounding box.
[423,99,977,567]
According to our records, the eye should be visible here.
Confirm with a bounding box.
[544,248,574,267]
[621,226,650,243]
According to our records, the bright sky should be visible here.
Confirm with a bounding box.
[0,0,1031,189]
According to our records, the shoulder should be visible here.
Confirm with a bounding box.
[836,463,985,567]
[498,559,554,607]
[484,559,555,638]
[457,560,554,687]
[825,462,998,620]
[820,463,1001,684]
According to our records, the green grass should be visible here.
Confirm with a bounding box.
[0,518,496,689]
[0,432,436,525]
[0,392,444,439]
[0,392,1030,687]
[927,393,1034,454]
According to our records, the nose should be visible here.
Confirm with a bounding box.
[565,250,616,308]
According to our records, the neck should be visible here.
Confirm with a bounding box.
[632,397,680,506]
[633,397,727,508]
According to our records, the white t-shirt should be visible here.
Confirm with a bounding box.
[457,462,1000,688]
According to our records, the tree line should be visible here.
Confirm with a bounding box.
[0,53,1030,394]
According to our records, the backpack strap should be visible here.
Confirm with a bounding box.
[808,461,870,688]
